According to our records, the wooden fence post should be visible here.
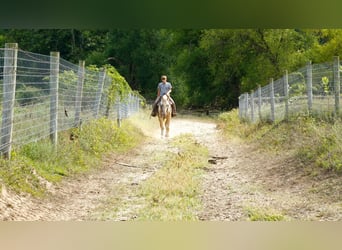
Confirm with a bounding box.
[75,60,85,127]
[306,61,313,114]
[270,78,275,122]
[284,70,289,121]
[49,52,60,147]
[94,70,106,118]
[334,56,340,116]
[0,43,18,159]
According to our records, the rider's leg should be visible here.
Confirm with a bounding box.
[169,97,177,117]
[151,96,160,116]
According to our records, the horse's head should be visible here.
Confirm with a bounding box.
[158,95,171,119]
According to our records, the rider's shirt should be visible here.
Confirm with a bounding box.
[158,81,172,96]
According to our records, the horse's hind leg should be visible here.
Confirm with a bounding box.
[165,117,170,137]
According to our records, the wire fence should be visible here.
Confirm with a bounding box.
[239,57,341,123]
[0,43,141,158]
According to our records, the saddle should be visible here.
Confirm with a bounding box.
[151,95,176,117]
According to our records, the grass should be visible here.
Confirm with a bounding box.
[246,206,286,221]
[219,109,342,172]
[0,117,144,197]
[137,134,209,221]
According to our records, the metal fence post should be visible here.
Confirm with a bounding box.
[334,56,340,116]
[117,97,121,127]
[75,60,85,127]
[250,90,255,122]
[270,78,275,122]
[284,70,289,121]
[49,52,59,147]
[245,93,249,120]
[238,95,242,119]
[94,70,106,118]
[0,43,18,159]
[306,61,313,113]
[258,85,262,121]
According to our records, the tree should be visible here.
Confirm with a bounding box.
[198,29,314,108]
[104,29,172,100]
[0,29,109,63]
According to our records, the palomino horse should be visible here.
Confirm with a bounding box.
[157,95,172,137]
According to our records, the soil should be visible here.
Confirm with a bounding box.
[1,116,342,221]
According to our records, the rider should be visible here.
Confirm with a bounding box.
[151,75,176,117]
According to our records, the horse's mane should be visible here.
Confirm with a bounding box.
[161,94,169,104]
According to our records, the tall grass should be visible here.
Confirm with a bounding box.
[0,118,144,196]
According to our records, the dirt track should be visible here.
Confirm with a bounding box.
[1,116,342,221]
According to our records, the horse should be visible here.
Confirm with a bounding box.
[157,95,172,137]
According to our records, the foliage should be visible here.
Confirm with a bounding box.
[104,29,172,100]
[2,28,342,110]
[0,29,109,63]
[103,64,132,104]
[322,76,330,95]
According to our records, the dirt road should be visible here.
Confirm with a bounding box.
[1,115,342,221]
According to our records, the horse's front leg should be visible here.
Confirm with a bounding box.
[159,118,165,137]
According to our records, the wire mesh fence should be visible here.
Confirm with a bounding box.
[239,57,341,123]
[0,43,141,158]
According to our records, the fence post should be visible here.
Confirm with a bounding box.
[238,95,242,119]
[250,90,255,122]
[117,97,121,127]
[258,85,262,121]
[49,52,60,148]
[245,93,249,120]
[284,70,289,121]
[137,95,140,113]
[270,78,275,122]
[94,70,106,118]
[0,43,18,159]
[75,60,85,127]
[334,56,340,117]
[306,61,313,114]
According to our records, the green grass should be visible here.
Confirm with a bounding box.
[137,134,209,221]
[246,207,285,221]
[0,117,144,197]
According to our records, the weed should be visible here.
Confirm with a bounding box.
[246,207,285,221]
